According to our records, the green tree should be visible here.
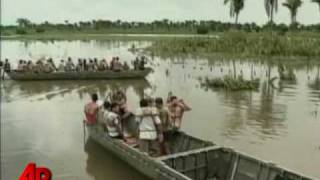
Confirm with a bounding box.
[16,18,31,28]
[312,0,320,11]
[282,0,303,25]
[264,0,278,23]
[224,0,245,24]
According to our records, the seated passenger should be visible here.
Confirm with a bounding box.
[26,61,35,72]
[83,59,88,71]
[48,58,57,71]
[133,57,140,70]
[106,103,122,138]
[88,60,95,72]
[66,58,75,71]
[139,56,146,70]
[94,58,99,70]
[44,60,55,73]
[113,58,123,72]
[98,59,108,71]
[58,60,66,72]
[135,99,163,155]
[17,60,24,72]
[123,62,130,70]
[110,57,116,70]
[76,59,83,72]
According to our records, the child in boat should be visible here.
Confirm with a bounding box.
[135,98,163,155]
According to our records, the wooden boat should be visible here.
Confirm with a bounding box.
[6,68,152,81]
[87,125,315,180]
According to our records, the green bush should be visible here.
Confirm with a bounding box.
[197,26,209,34]
[35,28,45,33]
[16,28,27,35]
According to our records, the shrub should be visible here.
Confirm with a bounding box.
[35,28,45,33]
[16,28,27,35]
[197,26,209,34]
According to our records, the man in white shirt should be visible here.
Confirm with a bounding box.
[135,99,163,155]
[106,103,122,138]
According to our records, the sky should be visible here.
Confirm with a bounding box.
[1,0,319,25]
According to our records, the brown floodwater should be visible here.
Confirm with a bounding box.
[1,40,320,180]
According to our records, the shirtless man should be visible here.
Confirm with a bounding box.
[84,93,99,125]
[167,96,191,130]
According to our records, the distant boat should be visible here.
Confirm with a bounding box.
[88,125,314,180]
[6,68,152,81]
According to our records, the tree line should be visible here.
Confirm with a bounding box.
[1,0,319,35]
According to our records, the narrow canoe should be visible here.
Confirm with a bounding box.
[87,125,315,180]
[6,68,152,81]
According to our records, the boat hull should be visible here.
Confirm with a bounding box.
[7,68,152,81]
[87,126,193,180]
[87,125,315,180]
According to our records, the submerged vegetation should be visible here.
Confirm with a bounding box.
[201,76,260,91]
[278,65,297,81]
[202,76,260,90]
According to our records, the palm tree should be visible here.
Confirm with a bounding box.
[264,0,278,23]
[224,0,245,24]
[282,0,303,25]
[312,0,320,11]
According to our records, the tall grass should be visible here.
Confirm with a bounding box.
[146,31,320,58]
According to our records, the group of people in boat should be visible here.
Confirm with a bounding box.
[84,90,191,156]
[0,56,147,74]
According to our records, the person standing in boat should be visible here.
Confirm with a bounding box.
[135,98,163,155]
[167,96,191,130]
[2,59,11,79]
[155,97,173,155]
[84,93,99,125]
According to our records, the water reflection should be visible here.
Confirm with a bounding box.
[1,80,150,103]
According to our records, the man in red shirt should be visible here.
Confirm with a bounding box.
[84,93,99,125]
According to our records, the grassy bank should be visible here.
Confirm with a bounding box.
[145,31,320,59]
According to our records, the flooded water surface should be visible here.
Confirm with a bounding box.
[1,40,320,179]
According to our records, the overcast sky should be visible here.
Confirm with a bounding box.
[1,0,319,25]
